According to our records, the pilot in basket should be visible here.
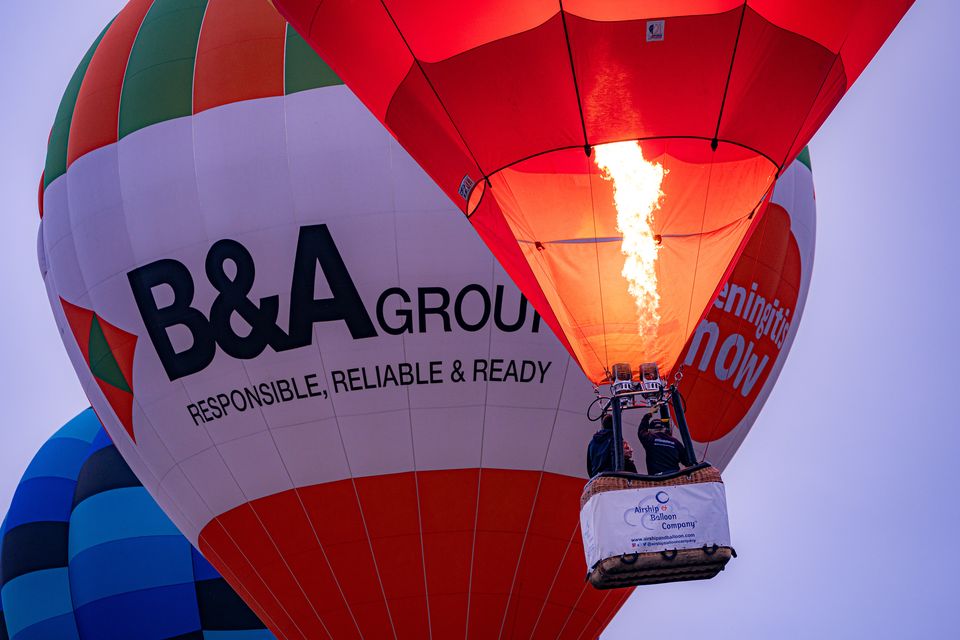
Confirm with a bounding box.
[580,362,736,589]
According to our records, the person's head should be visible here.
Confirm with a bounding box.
[654,416,671,432]
[639,411,670,433]
[601,414,613,430]
[638,413,651,432]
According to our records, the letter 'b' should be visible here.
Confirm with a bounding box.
[128,259,215,381]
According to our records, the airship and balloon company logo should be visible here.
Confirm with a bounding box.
[646,20,665,42]
[624,489,698,537]
[590,484,729,559]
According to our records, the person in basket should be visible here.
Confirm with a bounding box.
[587,413,638,477]
[637,412,688,475]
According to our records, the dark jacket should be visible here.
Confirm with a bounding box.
[637,428,687,475]
[587,422,637,477]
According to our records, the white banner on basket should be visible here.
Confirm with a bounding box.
[580,482,731,569]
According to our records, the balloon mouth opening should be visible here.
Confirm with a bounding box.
[469,138,779,384]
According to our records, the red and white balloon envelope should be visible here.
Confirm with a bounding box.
[36,0,897,637]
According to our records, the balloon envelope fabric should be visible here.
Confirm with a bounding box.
[0,408,274,640]
[270,0,909,384]
[38,2,814,638]
[0,536,5,640]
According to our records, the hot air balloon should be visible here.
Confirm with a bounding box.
[0,553,5,640]
[0,409,275,640]
[578,148,815,588]
[38,1,814,636]
[269,0,895,589]
[270,0,905,386]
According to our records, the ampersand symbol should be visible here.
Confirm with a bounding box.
[450,360,465,383]
[206,239,288,359]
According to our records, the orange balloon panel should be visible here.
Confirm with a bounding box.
[475,140,774,381]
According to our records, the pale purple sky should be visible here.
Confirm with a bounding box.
[0,2,956,638]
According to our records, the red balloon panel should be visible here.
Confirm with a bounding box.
[198,470,619,640]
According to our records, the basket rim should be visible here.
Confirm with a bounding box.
[588,460,715,483]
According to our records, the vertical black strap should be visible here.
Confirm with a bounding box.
[712,2,749,150]
[558,1,591,154]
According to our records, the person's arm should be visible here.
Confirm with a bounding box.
[637,413,652,441]
[638,429,654,448]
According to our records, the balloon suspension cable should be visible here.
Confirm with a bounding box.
[610,394,625,472]
[670,384,697,466]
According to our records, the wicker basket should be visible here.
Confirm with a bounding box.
[581,464,735,589]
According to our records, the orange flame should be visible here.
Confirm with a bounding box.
[593,141,665,340]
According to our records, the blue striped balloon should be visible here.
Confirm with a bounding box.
[0,409,275,640]
[0,515,8,640]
